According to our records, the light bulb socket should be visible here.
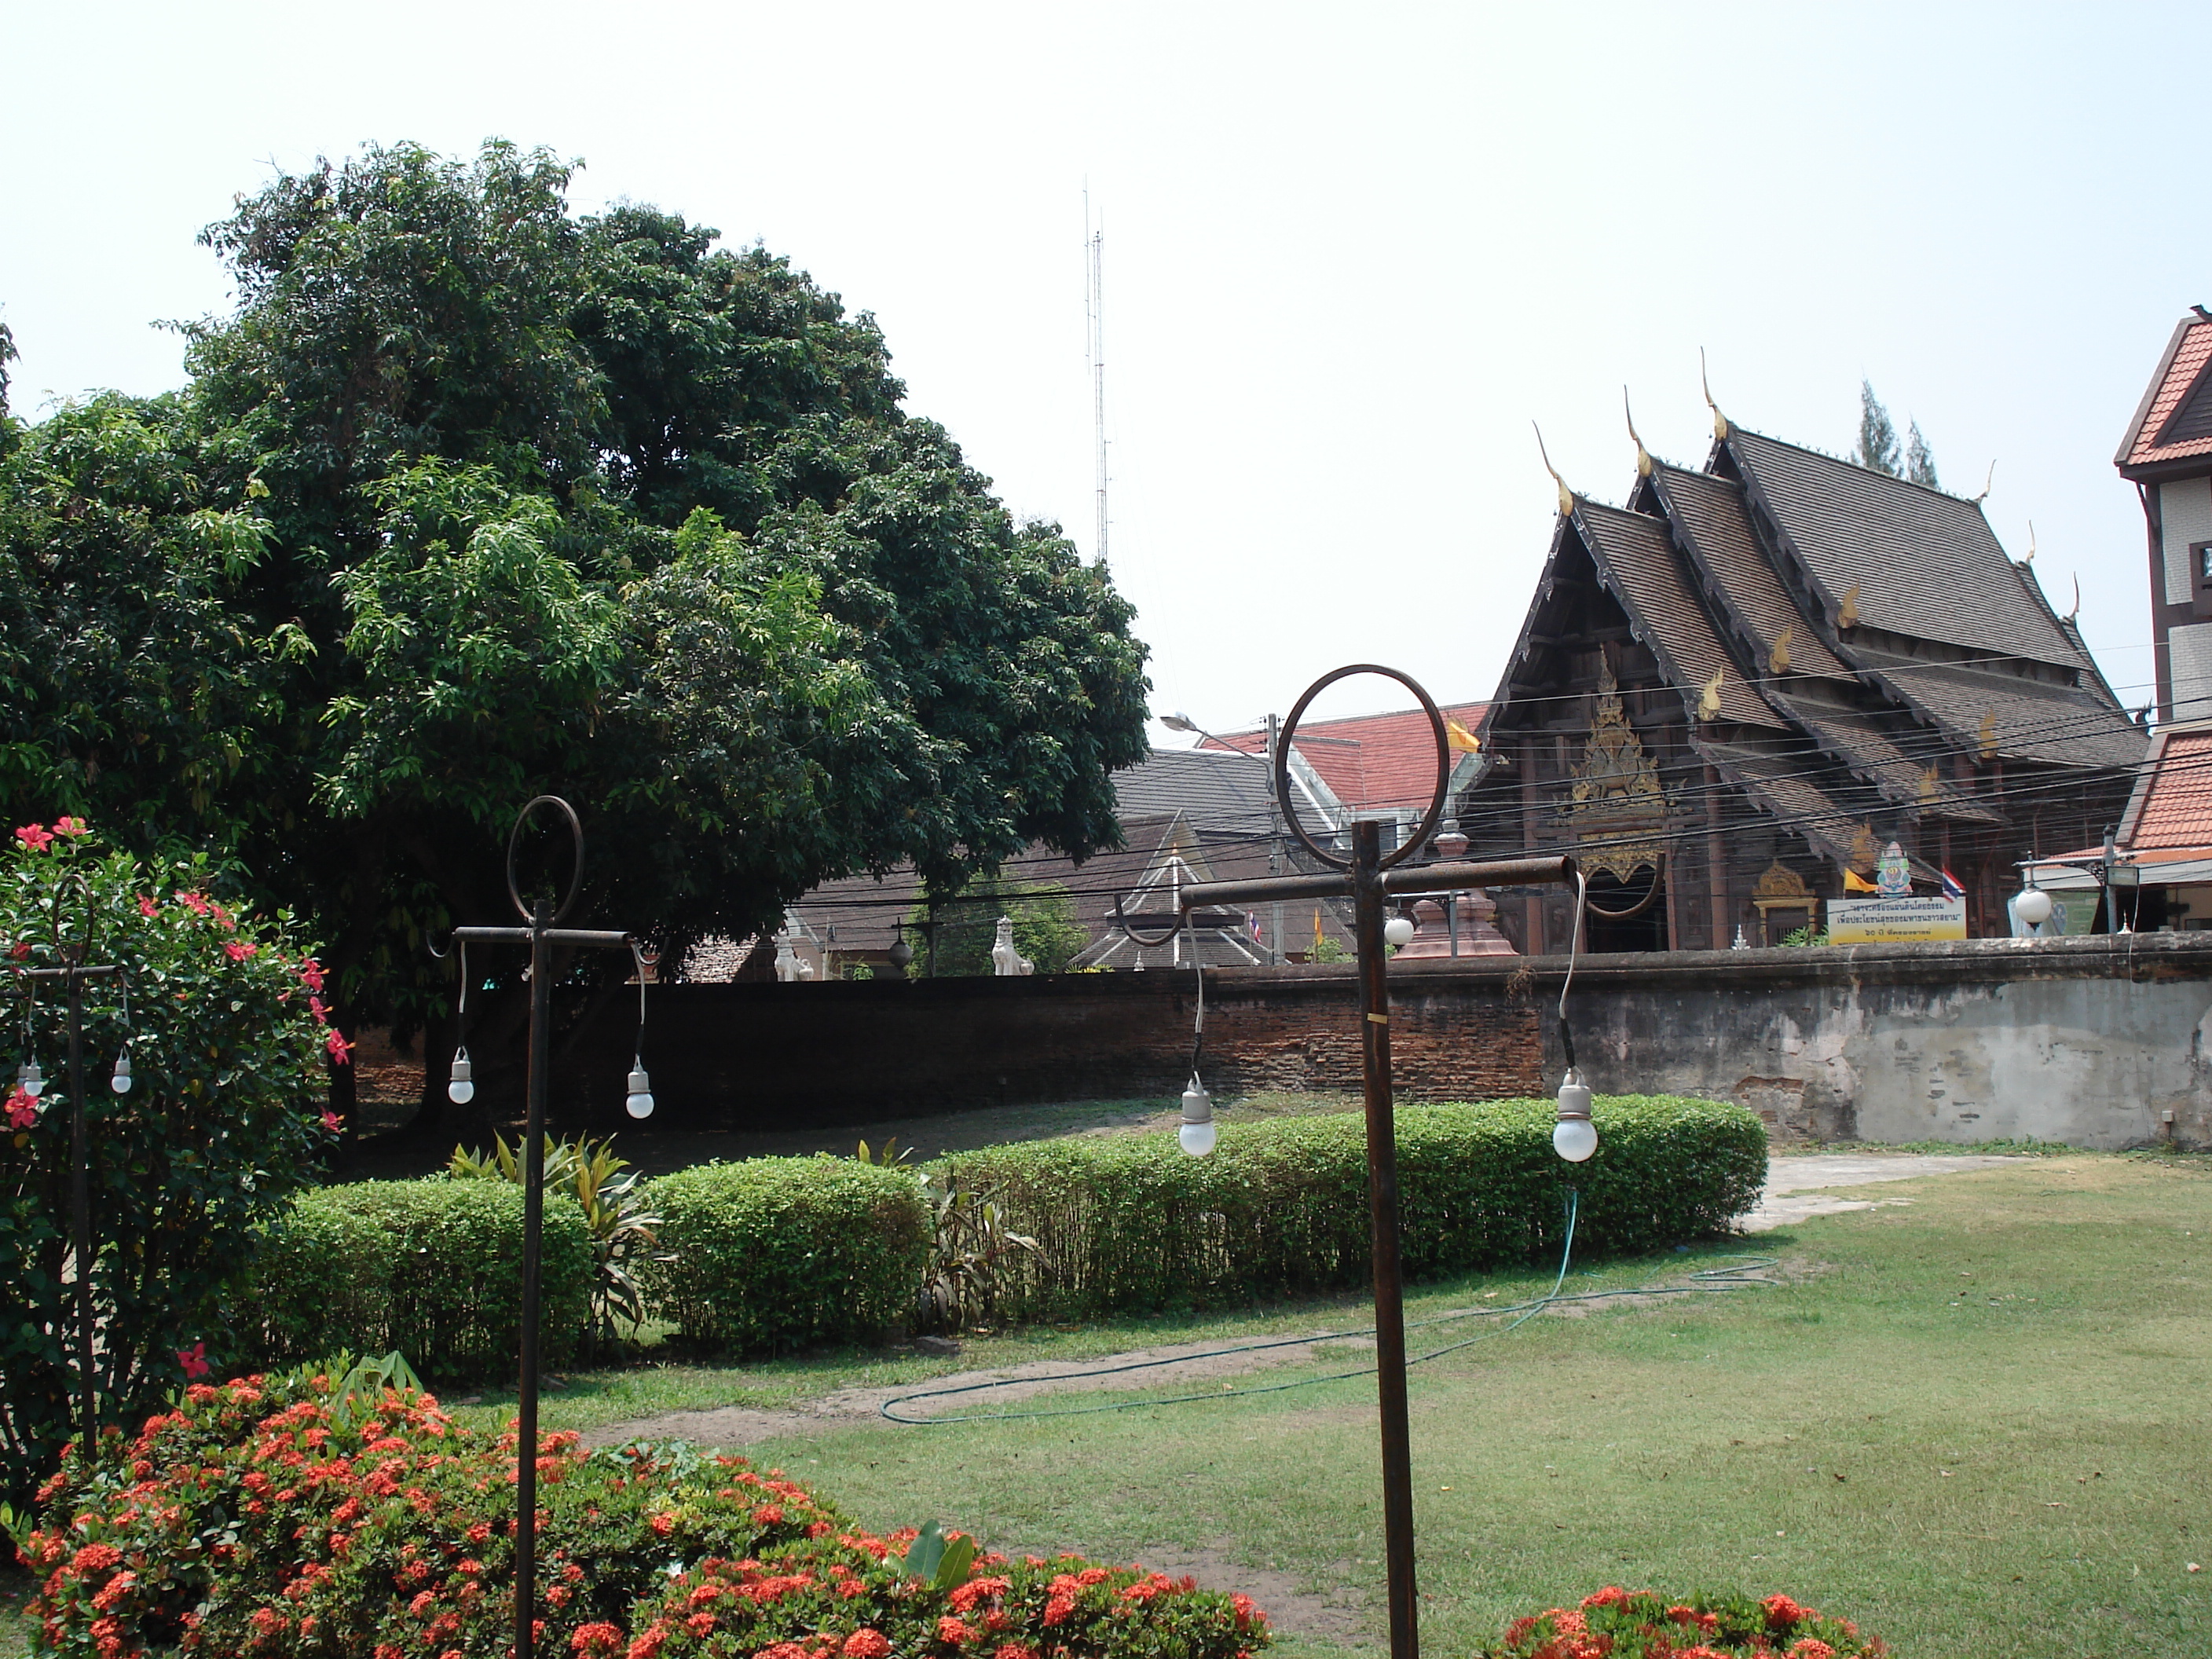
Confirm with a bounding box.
[447,1046,475,1106]
[1555,1067,1592,1122]
[19,1060,45,1099]
[1181,1075,1212,1126]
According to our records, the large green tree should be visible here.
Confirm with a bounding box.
[0,141,1151,1134]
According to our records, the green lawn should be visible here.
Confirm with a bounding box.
[6,1153,2208,1657]
[533,1154,2207,1659]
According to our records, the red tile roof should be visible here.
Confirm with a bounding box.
[2117,316,2212,474]
[1200,701,1486,813]
[2118,725,2212,850]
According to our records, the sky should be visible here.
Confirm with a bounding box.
[3,2,2202,745]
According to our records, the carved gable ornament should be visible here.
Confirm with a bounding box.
[1752,860,1812,914]
[1560,660,1668,881]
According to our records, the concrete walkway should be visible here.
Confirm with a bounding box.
[1744,1152,2022,1232]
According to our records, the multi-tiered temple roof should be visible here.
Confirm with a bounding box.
[1459,404,2143,950]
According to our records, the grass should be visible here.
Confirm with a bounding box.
[7,1150,2207,1656]
[484,1154,2205,1659]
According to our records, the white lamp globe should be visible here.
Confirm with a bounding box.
[1179,1120,1218,1156]
[2016,888,2054,928]
[1383,916,1415,949]
[625,1060,655,1119]
[1553,1116,1599,1163]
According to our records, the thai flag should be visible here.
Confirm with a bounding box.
[1939,868,1966,901]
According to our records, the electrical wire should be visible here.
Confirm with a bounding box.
[878,1195,1779,1426]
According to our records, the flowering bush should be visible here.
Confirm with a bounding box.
[0,820,333,1500]
[16,1361,1269,1659]
[1479,1586,1888,1658]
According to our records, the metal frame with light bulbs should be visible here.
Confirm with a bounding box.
[442,796,650,1659]
[14,912,134,1457]
[1163,665,1584,1659]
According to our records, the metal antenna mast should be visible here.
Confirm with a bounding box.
[1085,194,1108,565]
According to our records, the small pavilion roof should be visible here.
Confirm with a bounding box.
[2116,313,2212,479]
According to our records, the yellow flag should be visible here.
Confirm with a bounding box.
[1445,717,1481,753]
[1313,906,1325,953]
[1844,869,1878,894]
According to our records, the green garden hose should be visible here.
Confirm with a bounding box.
[879,1192,1779,1425]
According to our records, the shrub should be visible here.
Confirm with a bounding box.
[231,1177,594,1380]
[939,1096,1767,1320]
[13,1362,1268,1659]
[641,1156,931,1353]
[1479,1585,1887,1657]
[0,820,334,1501]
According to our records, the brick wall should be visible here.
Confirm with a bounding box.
[546,965,1544,1133]
[533,934,2212,1150]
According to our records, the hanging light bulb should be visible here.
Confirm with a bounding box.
[110,1048,132,1095]
[447,1046,475,1105]
[1553,1067,1597,1163]
[625,1057,655,1120]
[2015,885,2054,928]
[1382,914,1415,950]
[17,1059,44,1100]
[1178,1073,1215,1156]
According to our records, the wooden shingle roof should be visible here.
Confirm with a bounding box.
[1569,498,1785,730]
[1649,464,1853,683]
[1727,428,2096,673]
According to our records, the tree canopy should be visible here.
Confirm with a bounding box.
[0,141,1151,1126]
[1855,379,1938,488]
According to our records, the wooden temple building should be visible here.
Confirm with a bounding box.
[1455,399,2147,952]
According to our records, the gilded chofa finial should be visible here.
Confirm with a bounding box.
[1624,386,1653,478]
[1533,423,1575,516]
[1701,346,1730,440]
[2067,574,2082,624]
[1837,584,1861,629]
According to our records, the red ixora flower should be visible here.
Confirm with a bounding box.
[50,816,88,837]
[225,940,258,961]
[299,958,325,994]
[320,1110,344,1137]
[14,824,53,852]
[137,895,159,917]
[178,1342,211,1380]
[5,1088,36,1130]
[177,891,211,916]
[325,1030,353,1067]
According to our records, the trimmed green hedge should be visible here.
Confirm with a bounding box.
[639,1156,932,1353]
[939,1095,1767,1319]
[233,1178,594,1380]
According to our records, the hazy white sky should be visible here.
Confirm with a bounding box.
[4,2,2201,741]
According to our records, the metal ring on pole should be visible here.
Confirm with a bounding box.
[1580,852,1666,921]
[1111,892,1186,949]
[1273,665,1451,874]
[505,797,585,925]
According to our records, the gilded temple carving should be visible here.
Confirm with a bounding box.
[1559,661,1668,881]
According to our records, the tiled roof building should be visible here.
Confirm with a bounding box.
[2119,309,2212,722]
[1456,405,2144,950]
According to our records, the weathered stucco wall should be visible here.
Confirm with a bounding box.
[550,935,2212,1149]
[1545,935,2212,1149]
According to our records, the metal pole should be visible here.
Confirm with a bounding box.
[516,899,550,1659]
[1268,714,1285,965]
[66,967,95,1452]
[1351,819,1418,1659]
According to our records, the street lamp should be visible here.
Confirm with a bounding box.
[1163,665,1579,1659]
[445,797,647,1659]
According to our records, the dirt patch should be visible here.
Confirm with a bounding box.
[1108,1543,1368,1639]
[581,1332,1381,1450]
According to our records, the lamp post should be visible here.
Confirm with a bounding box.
[17,939,126,1454]
[446,797,645,1659]
[1166,665,1578,1659]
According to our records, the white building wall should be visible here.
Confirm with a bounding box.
[2172,621,2212,721]
[2161,476,2212,605]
